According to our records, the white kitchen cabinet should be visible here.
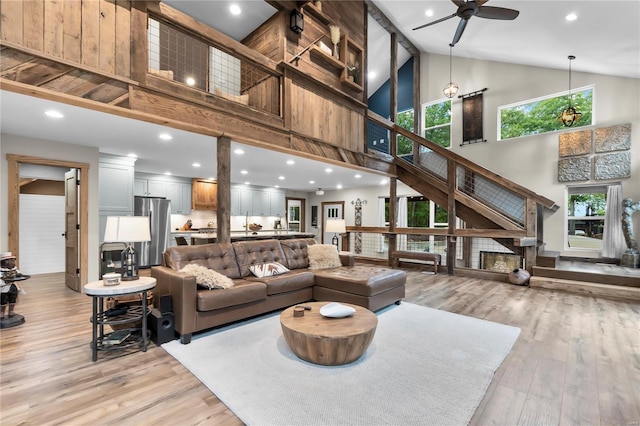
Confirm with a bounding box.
[269,191,286,216]
[253,190,271,216]
[100,162,134,212]
[166,182,191,214]
[134,178,167,197]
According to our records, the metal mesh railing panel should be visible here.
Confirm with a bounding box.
[148,17,280,116]
[367,119,391,155]
[416,145,448,181]
[456,165,525,225]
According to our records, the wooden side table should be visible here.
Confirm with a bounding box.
[84,277,156,362]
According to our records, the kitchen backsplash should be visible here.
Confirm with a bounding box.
[171,210,286,231]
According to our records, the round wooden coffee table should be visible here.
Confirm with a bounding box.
[280,302,378,366]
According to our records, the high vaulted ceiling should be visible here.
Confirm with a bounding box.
[1,1,638,191]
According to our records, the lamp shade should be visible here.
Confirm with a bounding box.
[104,216,151,243]
[325,219,346,234]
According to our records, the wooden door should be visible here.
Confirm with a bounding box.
[64,169,80,292]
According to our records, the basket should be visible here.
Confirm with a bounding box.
[248,224,262,232]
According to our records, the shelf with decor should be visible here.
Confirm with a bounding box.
[339,34,364,92]
[309,44,345,73]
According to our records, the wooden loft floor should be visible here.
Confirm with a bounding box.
[1,271,639,424]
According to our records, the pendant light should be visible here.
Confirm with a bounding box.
[443,44,459,98]
[558,55,582,127]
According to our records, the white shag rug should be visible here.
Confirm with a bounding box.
[162,302,520,426]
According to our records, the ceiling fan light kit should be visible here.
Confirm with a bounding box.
[559,55,582,127]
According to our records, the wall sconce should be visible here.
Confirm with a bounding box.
[290,9,304,34]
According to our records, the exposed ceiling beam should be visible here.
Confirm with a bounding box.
[365,0,419,56]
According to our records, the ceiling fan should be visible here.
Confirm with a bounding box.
[412,0,519,46]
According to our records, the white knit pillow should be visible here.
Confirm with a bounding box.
[249,262,290,278]
[180,264,234,289]
[307,244,342,270]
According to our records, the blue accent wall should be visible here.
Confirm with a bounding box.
[367,57,414,153]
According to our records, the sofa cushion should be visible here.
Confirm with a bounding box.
[307,244,342,270]
[280,238,316,270]
[249,262,289,278]
[196,280,266,311]
[233,239,288,277]
[313,266,407,297]
[247,269,315,296]
[164,243,242,279]
[180,264,234,289]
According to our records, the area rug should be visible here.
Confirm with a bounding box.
[162,302,520,425]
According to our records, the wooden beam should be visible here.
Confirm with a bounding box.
[217,136,231,244]
[364,0,420,56]
[447,158,456,274]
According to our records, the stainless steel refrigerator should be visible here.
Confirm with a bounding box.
[134,196,171,268]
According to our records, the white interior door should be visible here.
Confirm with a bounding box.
[322,203,343,250]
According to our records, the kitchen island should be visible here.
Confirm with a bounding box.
[190,231,315,245]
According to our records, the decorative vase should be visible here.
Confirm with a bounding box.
[508,268,530,286]
[333,43,339,59]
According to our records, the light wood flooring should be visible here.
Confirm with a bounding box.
[1,271,639,425]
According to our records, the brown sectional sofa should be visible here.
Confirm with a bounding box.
[151,238,406,344]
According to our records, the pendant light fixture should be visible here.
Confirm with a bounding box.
[558,55,582,127]
[443,44,459,98]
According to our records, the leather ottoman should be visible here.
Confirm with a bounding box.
[312,266,406,311]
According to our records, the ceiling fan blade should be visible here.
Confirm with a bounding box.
[451,18,469,46]
[451,0,466,7]
[412,13,457,31]
[476,6,519,20]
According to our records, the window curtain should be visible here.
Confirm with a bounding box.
[602,184,626,258]
[376,197,385,253]
[397,196,408,251]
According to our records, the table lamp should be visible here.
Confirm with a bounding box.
[325,219,346,249]
[103,216,151,281]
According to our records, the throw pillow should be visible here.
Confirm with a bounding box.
[307,244,342,270]
[179,264,234,289]
[249,262,290,278]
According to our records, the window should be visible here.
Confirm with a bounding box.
[499,86,594,140]
[383,196,448,227]
[566,185,606,250]
[396,109,414,156]
[422,99,451,148]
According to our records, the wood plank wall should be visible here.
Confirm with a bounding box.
[1,0,131,79]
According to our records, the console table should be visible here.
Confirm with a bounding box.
[84,277,156,362]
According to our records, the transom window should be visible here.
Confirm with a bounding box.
[499,86,594,141]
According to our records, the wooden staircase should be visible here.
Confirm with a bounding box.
[530,261,640,301]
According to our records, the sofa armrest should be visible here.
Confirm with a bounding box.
[151,266,197,337]
[339,251,355,267]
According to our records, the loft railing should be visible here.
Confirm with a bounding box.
[147,15,281,117]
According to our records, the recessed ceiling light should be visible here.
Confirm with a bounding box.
[368,71,376,80]
[325,168,333,173]
[354,174,361,179]
[164,171,172,176]
[234,148,245,155]
[309,180,315,184]
[159,133,172,141]
[45,110,64,118]
[565,13,577,21]
[208,177,215,180]
[278,176,285,180]
[192,162,201,168]
[425,9,434,17]
[380,178,388,185]
[274,185,280,188]
[186,77,196,86]
[230,4,241,15]
[337,184,343,189]
[127,153,138,158]
[244,181,250,185]
[241,170,248,175]
[286,160,295,165]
